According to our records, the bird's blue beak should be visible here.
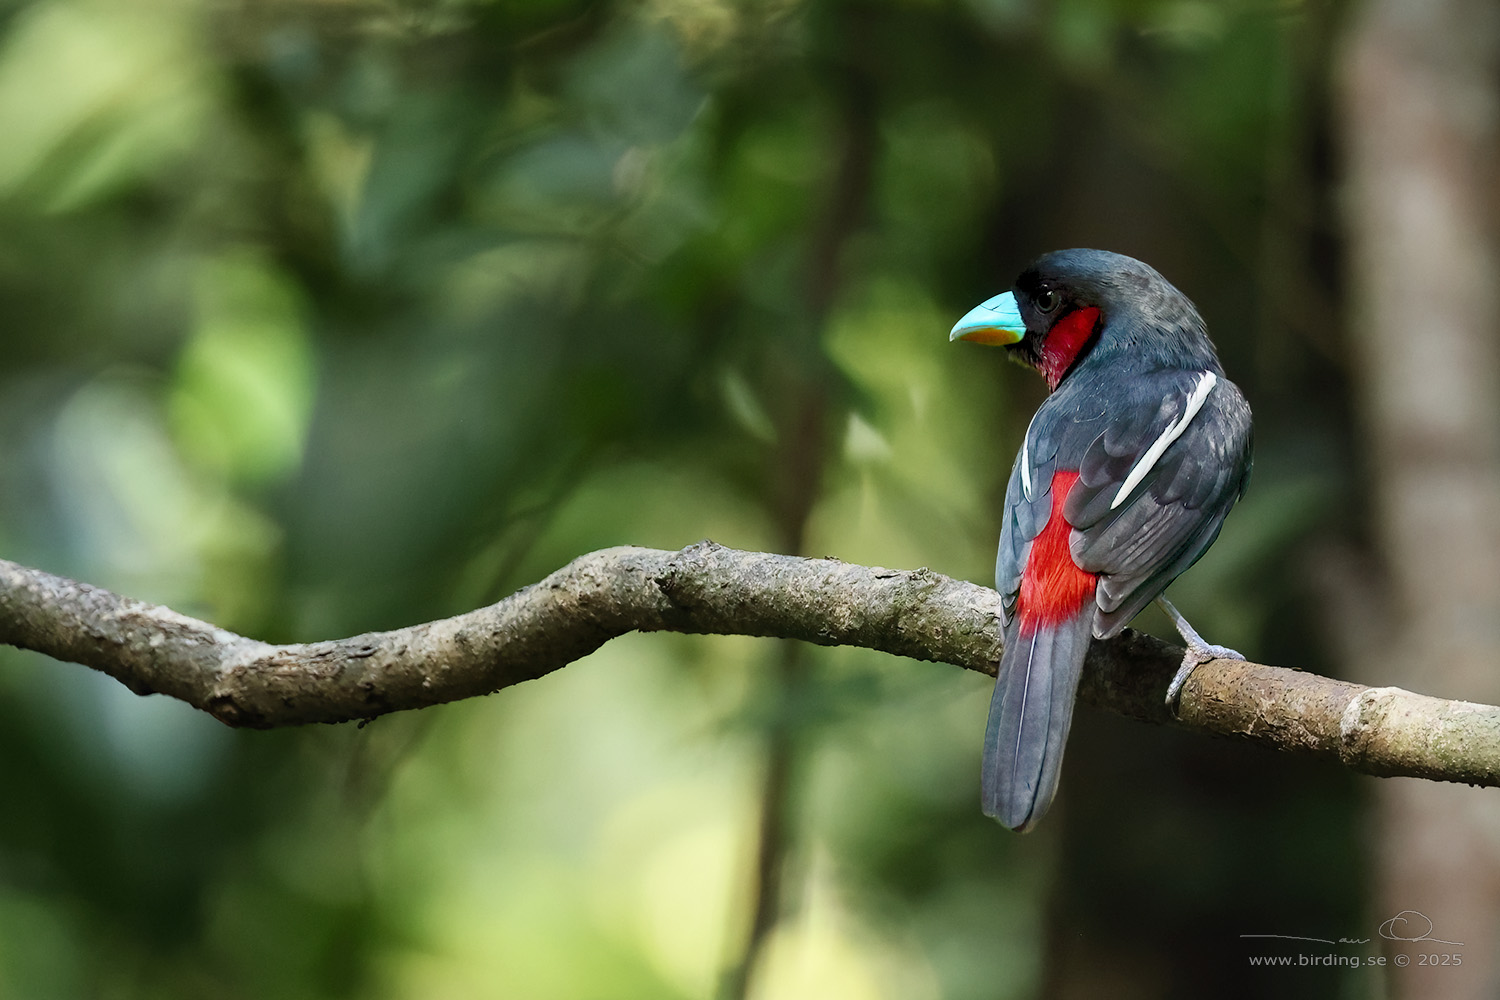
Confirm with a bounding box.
[950,291,1026,346]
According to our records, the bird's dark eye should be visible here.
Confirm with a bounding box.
[1036,288,1059,313]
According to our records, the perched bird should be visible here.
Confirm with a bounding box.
[950,249,1253,831]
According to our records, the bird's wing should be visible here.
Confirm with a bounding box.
[1063,369,1253,637]
[993,388,1112,626]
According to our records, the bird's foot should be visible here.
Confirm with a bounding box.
[1164,639,1245,707]
[1156,596,1245,708]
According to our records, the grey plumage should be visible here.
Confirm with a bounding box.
[982,612,1094,831]
[977,250,1253,831]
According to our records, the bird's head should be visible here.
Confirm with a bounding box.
[951,249,1215,391]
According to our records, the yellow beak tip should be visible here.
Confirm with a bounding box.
[951,326,1023,346]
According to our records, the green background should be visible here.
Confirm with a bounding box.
[0,1,1362,997]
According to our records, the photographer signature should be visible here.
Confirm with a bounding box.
[1241,909,1463,947]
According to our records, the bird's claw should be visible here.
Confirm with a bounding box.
[1164,640,1245,709]
[1155,596,1245,710]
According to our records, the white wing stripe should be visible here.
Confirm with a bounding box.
[1020,409,1040,502]
[1021,435,1032,501]
[1110,371,1217,510]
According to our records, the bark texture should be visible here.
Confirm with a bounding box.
[2,543,1500,789]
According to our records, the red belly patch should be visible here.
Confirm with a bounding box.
[1018,470,1097,635]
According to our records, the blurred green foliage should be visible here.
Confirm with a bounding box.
[0,0,1366,997]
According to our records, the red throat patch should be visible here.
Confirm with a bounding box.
[1018,470,1097,635]
[1037,307,1100,390]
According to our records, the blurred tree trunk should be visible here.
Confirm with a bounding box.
[1341,0,1500,995]
[719,34,876,998]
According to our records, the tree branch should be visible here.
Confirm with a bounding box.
[2,541,1497,786]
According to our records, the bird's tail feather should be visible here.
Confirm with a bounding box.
[981,611,1094,831]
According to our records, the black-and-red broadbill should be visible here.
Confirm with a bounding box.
[950,249,1253,831]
